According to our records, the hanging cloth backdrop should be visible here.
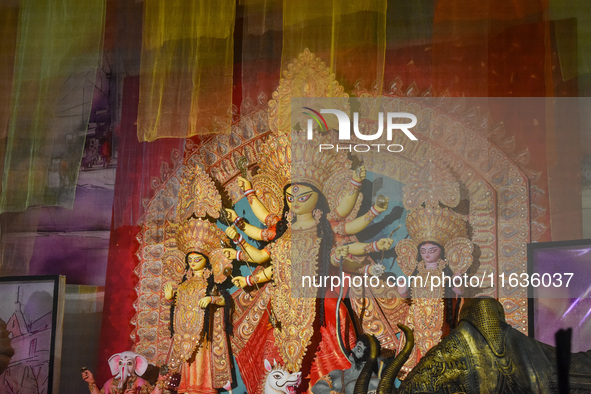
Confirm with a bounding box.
[137,0,236,142]
[0,0,105,213]
[0,2,19,195]
[282,0,387,93]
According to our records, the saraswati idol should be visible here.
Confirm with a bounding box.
[394,160,474,376]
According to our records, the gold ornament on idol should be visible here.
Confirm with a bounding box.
[395,159,474,375]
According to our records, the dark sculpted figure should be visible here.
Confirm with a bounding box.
[313,336,381,394]
[354,298,591,394]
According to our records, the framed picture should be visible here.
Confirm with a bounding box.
[528,239,591,352]
[0,275,66,394]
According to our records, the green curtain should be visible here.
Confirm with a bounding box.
[1,0,106,213]
[138,0,236,142]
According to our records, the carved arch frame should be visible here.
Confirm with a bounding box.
[364,98,530,332]
[132,52,533,366]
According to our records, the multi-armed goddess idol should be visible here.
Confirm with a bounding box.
[224,131,392,392]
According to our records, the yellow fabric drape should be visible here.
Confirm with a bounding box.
[138,0,236,142]
[0,2,19,196]
[282,0,387,93]
[241,0,282,105]
[1,0,106,213]
[0,2,19,141]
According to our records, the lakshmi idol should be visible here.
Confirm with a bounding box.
[164,217,234,394]
[223,131,392,393]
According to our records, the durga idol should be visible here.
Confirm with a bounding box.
[224,132,391,393]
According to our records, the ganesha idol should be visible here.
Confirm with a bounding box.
[81,351,152,394]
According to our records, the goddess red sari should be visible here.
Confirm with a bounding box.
[231,227,356,393]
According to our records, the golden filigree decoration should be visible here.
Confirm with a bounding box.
[251,49,356,214]
[230,273,273,354]
[290,132,349,192]
[403,159,460,210]
[176,163,221,221]
[445,238,475,276]
[348,286,409,352]
[168,276,208,370]
[398,297,445,377]
[369,99,529,332]
[394,239,420,277]
[269,228,320,372]
[211,305,232,388]
[175,217,223,256]
[133,100,272,365]
[268,48,348,137]
[173,218,232,285]
[251,134,291,212]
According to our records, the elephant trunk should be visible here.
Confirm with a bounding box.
[353,335,381,394]
[118,365,129,389]
[376,324,414,394]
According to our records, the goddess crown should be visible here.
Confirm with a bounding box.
[256,130,350,195]
[396,159,473,277]
[405,207,467,247]
[175,217,224,256]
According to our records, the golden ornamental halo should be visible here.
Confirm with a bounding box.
[405,207,468,247]
[253,133,291,193]
[175,163,221,221]
[403,159,460,210]
[251,49,353,212]
[401,159,468,247]
[175,217,224,256]
[268,48,348,137]
[290,131,350,192]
